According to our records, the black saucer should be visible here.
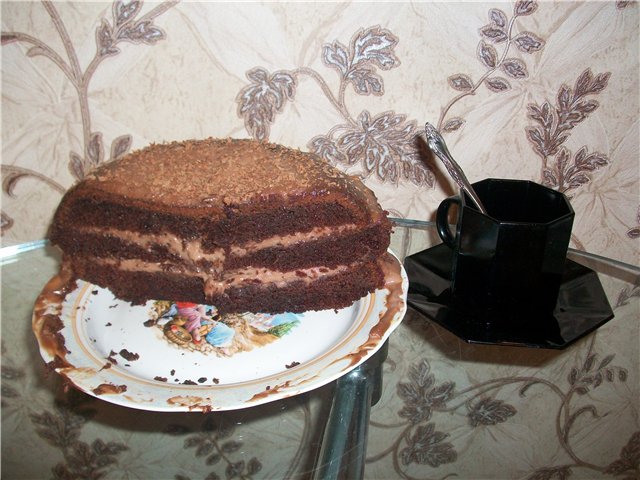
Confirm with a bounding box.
[404,243,614,349]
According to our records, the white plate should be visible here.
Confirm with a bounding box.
[32,252,407,412]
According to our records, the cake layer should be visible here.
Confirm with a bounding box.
[49,138,393,313]
[51,139,387,246]
[67,254,387,314]
[53,222,389,272]
[224,223,390,271]
[51,193,374,247]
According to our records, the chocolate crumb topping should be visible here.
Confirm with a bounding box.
[83,138,373,211]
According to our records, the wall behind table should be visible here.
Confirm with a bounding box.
[2,1,638,264]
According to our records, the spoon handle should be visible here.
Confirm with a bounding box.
[424,123,488,215]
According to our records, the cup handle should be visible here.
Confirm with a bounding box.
[436,196,460,248]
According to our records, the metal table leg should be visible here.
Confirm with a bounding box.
[312,341,389,480]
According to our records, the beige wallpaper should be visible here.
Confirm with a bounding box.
[2,1,638,265]
[1,3,639,480]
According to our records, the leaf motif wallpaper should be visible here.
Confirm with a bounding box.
[1,1,638,266]
[1,2,639,479]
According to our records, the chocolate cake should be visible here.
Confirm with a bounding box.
[49,138,392,314]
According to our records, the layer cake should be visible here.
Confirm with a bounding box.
[49,138,392,314]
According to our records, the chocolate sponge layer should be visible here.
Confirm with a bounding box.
[68,256,385,314]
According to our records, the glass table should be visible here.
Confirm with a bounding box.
[2,221,638,479]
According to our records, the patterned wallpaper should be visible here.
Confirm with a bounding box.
[1,1,638,265]
[1,3,639,480]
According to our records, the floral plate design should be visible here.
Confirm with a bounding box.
[32,251,407,412]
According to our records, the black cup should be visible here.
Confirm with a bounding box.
[436,178,574,319]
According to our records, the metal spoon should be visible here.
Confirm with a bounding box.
[424,122,487,215]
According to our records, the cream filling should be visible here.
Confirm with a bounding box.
[93,257,349,297]
[79,224,357,265]
[229,224,357,256]
[80,227,225,272]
